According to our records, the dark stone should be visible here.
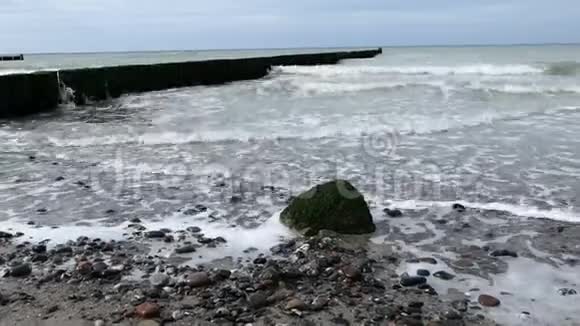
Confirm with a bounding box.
[341,265,362,280]
[54,246,73,254]
[31,254,49,263]
[175,245,197,254]
[383,208,403,217]
[330,317,350,326]
[230,196,243,204]
[490,249,518,258]
[214,269,231,281]
[253,257,267,265]
[10,264,32,277]
[32,245,47,253]
[478,294,501,307]
[452,203,466,212]
[400,275,427,287]
[433,271,455,280]
[145,230,166,238]
[248,292,268,309]
[408,301,424,309]
[185,272,211,288]
[280,180,375,235]
[415,257,437,264]
[129,217,141,223]
[92,262,108,274]
[558,288,577,296]
[416,269,430,277]
[0,231,13,239]
[186,226,202,233]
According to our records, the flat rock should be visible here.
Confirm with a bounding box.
[383,208,403,217]
[478,294,501,307]
[0,231,13,239]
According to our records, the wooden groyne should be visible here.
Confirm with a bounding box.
[0,48,382,118]
[0,54,24,61]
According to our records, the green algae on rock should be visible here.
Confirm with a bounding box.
[280,180,376,235]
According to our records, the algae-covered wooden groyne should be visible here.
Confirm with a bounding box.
[0,48,382,118]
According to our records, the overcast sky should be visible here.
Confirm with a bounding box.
[1,0,579,53]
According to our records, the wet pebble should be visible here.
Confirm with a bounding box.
[9,264,32,277]
[490,249,518,258]
[185,272,211,288]
[384,208,403,217]
[186,226,201,233]
[416,269,430,277]
[175,245,197,254]
[145,231,166,239]
[32,244,47,254]
[558,288,577,296]
[478,294,501,307]
[452,203,466,212]
[433,271,455,280]
[400,274,427,287]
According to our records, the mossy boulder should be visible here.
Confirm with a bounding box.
[280,180,375,235]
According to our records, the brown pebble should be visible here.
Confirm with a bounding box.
[135,302,161,318]
[478,294,501,307]
[76,261,93,275]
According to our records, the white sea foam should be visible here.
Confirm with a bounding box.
[274,64,543,77]
[388,199,580,223]
[0,212,293,264]
[467,83,580,94]
[42,104,579,148]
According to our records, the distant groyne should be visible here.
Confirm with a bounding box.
[0,54,24,61]
[0,48,382,118]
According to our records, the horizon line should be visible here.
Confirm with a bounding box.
[3,42,580,56]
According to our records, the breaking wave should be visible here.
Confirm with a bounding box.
[274,61,580,77]
[273,64,544,77]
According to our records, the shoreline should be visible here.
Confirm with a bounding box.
[2,203,580,325]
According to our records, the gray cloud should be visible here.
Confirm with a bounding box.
[1,0,579,53]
